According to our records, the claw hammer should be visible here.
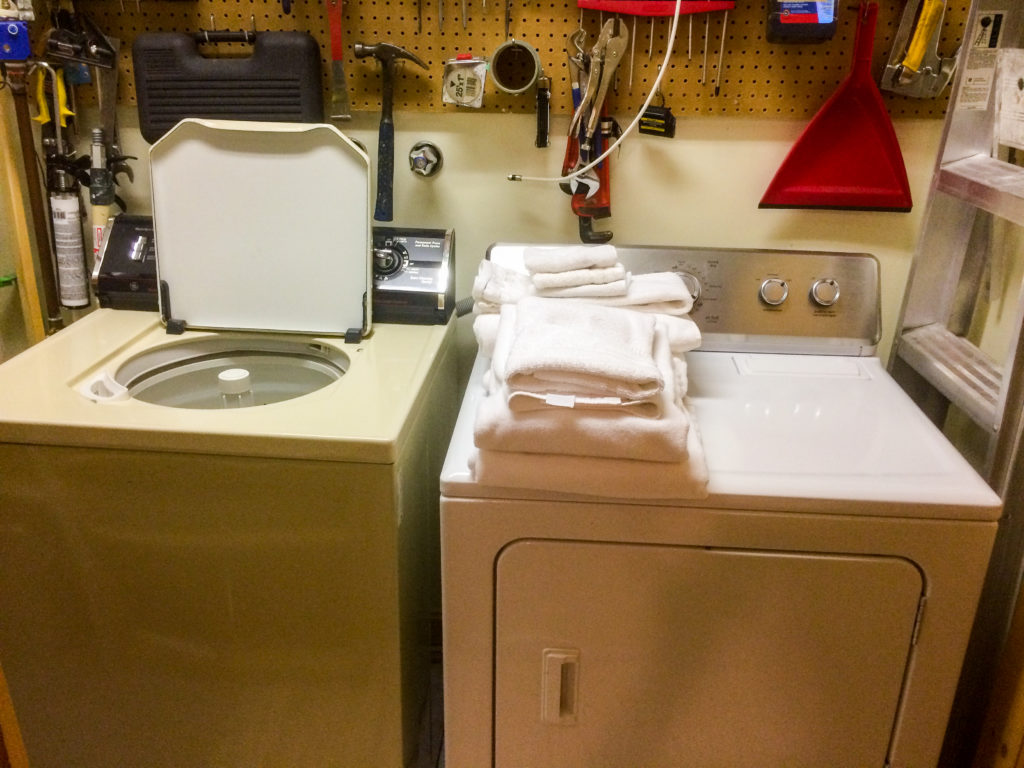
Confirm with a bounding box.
[354,42,427,222]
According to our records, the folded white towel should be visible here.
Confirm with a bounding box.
[474,327,689,461]
[531,264,627,290]
[657,314,702,354]
[672,355,688,403]
[566,271,694,316]
[523,244,618,273]
[503,296,663,402]
[490,302,665,414]
[471,260,533,314]
[473,313,501,358]
[468,402,709,500]
[535,277,630,299]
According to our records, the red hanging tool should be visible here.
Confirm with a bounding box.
[571,113,616,243]
[759,2,912,211]
[562,20,627,242]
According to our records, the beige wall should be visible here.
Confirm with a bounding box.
[0,105,943,363]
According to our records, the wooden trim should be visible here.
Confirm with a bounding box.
[0,661,28,768]
[0,87,46,346]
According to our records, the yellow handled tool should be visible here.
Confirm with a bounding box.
[881,0,957,98]
[31,66,74,126]
[901,0,945,76]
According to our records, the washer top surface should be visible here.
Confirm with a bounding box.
[441,351,1001,519]
[0,309,453,464]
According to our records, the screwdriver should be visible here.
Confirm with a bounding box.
[714,9,727,96]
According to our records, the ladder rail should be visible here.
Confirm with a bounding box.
[888,4,1024,766]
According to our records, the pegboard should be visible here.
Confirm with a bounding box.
[65,0,967,119]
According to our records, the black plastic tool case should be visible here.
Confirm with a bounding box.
[133,31,322,143]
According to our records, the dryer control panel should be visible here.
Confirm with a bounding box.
[487,243,881,356]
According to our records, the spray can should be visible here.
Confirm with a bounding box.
[50,175,90,309]
[767,0,837,43]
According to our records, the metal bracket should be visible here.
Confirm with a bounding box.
[882,0,957,99]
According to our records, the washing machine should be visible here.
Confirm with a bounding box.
[440,244,1002,768]
[0,121,457,768]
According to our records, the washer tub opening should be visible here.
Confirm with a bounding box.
[114,337,350,409]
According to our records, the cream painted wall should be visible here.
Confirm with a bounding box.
[1,106,943,365]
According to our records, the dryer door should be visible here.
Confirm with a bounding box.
[494,540,922,768]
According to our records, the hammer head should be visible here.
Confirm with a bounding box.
[353,42,427,71]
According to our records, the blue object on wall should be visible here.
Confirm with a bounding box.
[0,21,31,61]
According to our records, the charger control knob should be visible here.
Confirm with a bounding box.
[373,243,408,278]
[811,278,840,307]
[759,278,789,306]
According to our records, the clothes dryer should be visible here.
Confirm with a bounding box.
[440,244,1001,768]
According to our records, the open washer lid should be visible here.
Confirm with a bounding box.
[150,119,372,338]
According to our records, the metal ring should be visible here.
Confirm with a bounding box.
[490,39,541,95]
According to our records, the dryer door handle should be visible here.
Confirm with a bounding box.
[541,648,580,725]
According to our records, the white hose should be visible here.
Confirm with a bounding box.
[508,0,683,185]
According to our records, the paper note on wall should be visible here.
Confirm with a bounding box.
[996,49,1024,151]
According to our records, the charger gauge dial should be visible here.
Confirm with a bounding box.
[373,243,408,279]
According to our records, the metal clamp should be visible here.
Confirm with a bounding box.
[881,0,957,98]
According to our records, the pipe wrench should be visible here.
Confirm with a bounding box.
[562,17,628,199]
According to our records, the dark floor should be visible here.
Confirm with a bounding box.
[416,663,445,768]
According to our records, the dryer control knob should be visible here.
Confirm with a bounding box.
[759,278,789,306]
[811,278,840,307]
[678,272,702,303]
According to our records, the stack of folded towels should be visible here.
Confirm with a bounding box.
[469,244,708,500]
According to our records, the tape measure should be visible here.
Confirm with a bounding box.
[576,0,733,15]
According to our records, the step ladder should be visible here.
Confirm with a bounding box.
[888,3,1024,765]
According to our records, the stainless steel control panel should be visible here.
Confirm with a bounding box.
[487,244,881,356]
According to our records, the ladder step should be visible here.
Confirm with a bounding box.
[938,155,1024,226]
[897,323,1002,431]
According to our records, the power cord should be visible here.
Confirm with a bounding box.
[507,0,683,186]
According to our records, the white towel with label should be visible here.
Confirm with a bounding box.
[531,264,627,290]
[468,401,709,500]
[523,244,618,273]
[501,297,664,403]
[475,326,688,461]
